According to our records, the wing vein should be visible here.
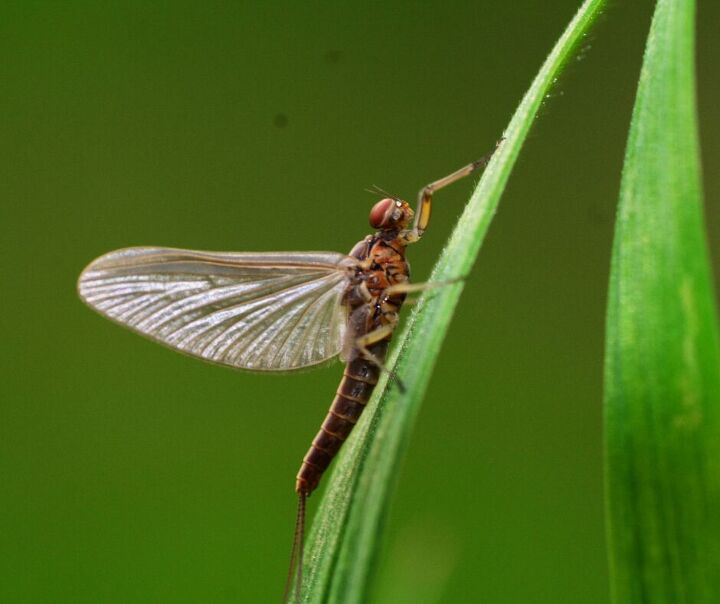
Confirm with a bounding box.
[78,247,352,371]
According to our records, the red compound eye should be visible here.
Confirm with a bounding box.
[369,198,394,228]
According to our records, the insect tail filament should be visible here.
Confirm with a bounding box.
[283,492,306,604]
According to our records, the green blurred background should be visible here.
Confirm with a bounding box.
[2,2,719,602]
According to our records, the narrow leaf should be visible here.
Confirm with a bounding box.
[302,1,608,602]
[604,0,720,602]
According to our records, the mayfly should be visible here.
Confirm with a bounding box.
[77,153,493,602]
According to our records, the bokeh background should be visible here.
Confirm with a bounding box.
[2,2,719,602]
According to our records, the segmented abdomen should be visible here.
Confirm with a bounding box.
[295,340,388,495]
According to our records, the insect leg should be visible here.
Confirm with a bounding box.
[355,324,406,392]
[355,323,394,347]
[406,139,503,242]
[384,275,466,297]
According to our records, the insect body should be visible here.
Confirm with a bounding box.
[77,154,493,602]
[296,201,412,495]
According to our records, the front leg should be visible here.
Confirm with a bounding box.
[402,140,503,244]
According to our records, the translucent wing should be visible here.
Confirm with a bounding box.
[78,247,354,371]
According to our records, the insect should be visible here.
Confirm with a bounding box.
[77,153,493,602]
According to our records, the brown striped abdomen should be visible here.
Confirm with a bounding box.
[295,340,389,495]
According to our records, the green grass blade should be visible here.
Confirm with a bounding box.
[300,1,607,602]
[604,0,720,602]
